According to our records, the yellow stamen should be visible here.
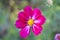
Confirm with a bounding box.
[28,19,34,27]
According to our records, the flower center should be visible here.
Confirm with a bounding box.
[57,36,60,39]
[28,19,34,27]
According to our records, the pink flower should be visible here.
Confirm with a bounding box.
[55,34,60,40]
[15,6,46,38]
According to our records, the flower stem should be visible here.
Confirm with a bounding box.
[24,38,27,40]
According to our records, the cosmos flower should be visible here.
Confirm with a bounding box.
[15,6,46,38]
[55,33,60,40]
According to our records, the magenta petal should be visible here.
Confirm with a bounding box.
[34,16,46,25]
[18,11,28,21]
[24,6,33,17]
[15,20,26,29]
[32,24,42,36]
[20,25,30,38]
[18,11,25,18]
[32,8,42,20]
[33,8,42,15]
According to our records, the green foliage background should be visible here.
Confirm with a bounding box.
[0,0,60,40]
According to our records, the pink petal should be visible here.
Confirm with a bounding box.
[18,11,28,21]
[32,24,42,36]
[55,34,60,40]
[32,8,42,20]
[34,16,46,25]
[24,6,33,18]
[20,25,30,38]
[15,20,27,29]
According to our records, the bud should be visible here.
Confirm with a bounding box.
[47,0,53,5]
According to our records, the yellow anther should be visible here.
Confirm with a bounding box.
[28,19,34,27]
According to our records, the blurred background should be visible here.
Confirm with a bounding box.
[0,0,60,40]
